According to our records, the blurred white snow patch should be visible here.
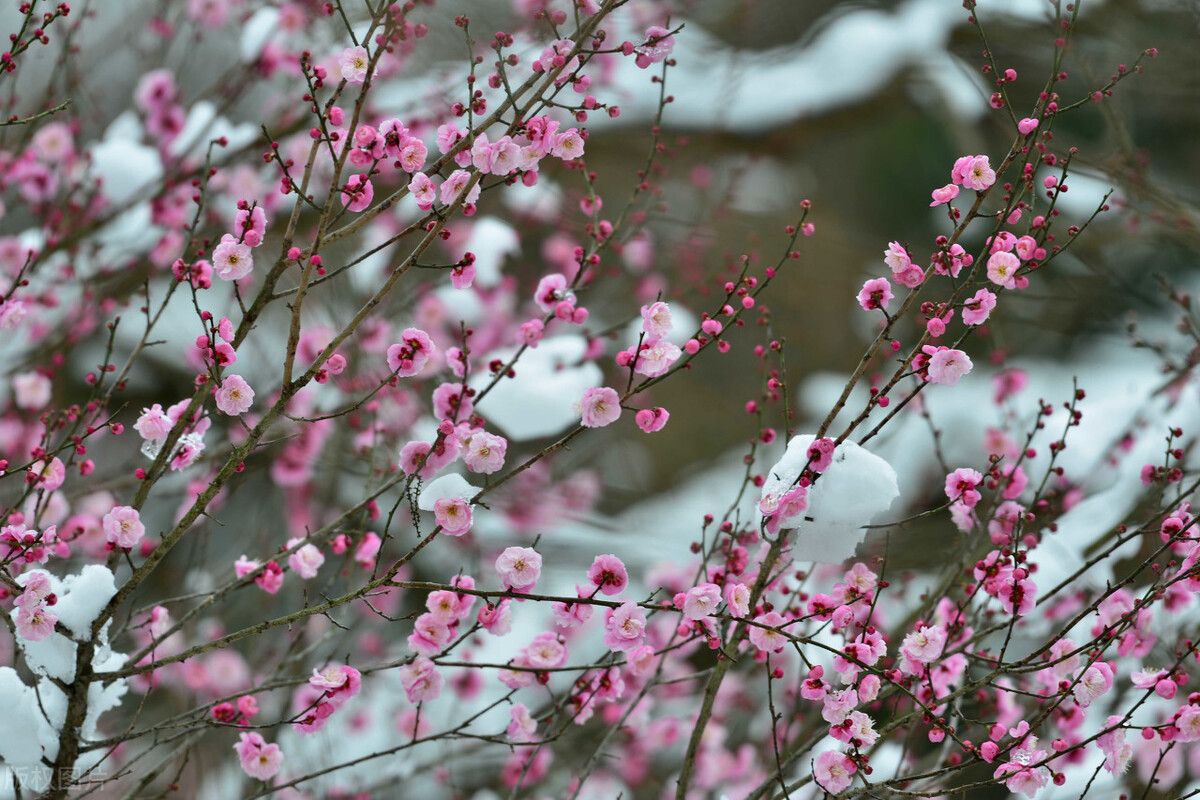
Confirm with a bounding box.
[463,217,520,288]
[727,156,795,214]
[912,52,990,120]
[762,435,899,563]
[168,101,260,162]
[433,282,485,324]
[470,335,602,441]
[502,175,563,222]
[90,203,160,266]
[89,112,162,207]
[1040,169,1118,219]
[240,7,280,62]
[418,473,477,509]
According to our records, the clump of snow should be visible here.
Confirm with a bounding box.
[418,473,478,509]
[760,434,899,563]
[0,668,55,769]
[470,335,602,441]
[89,113,163,207]
[53,565,117,639]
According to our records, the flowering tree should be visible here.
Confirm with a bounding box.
[0,0,1197,799]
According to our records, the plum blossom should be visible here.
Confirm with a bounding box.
[433,497,473,535]
[463,432,507,474]
[987,250,1020,289]
[958,155,996,191]
[235,732,284,780]
[641,301,673,341]
[725,582,751,618]
[992,736,1050,798]
[603,601,646,652]
[410,172,437,209]
[578,386,621,427]
[635,407,670,433]
[857,277,893,311]
[1173,705,1200,741]
[399,656,443,703]
[214,374,254,415]
[15,604,58,641]
[496,546,542,591]
[104,506,145,549]
[587,554,628,596]
[945,468,983,507]
[287,539,324,579]
[901,624,947,665]
[682,583,722,621]
[340,45,369,83]
[930,183,960,206]
[632,339,681,377]
[213,236,253,281]
[883,241,911,274]
[12,372,51,409]
[926,348,973,386]
[634,26,675,68]
[508,703,538,742]
[962,288,997,325]
[1097,716,1132,775]
[386,328,436,377]
[341,173,374,212]
[813,750,857,793]
[749,611,788,653]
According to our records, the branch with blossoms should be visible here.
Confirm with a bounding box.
[1,1,1198,800]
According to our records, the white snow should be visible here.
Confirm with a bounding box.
[462,217,520,289]
[760,435,900,562]
[418,473,479,509]
[468,335,603,441]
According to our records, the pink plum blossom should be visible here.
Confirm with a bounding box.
[726,582,751,618]
[15,604,58,641]
[104,506,145,549]
[399,656,443,703]
[508,703,538,742]
[463,432,507,474]
[579,386,621,427]
[587,554,628,596]
[433,497,473,535]
[634,406,670,433]
[749,611,788,653]
[339,45,369,83]
[234,732,284,780]
[927,348,973,386]
[857,277,893,311]
[682,583,722,620]
[945,468,983,507]
[987,250,1020,289]
[641,301,673,341]
[930,183,960,206]
[410,172,437,209]
[386,328,436,377]
[603,601,646,652]
[961,288,997,325]
[214,374,254,415]
[287,540,324,579]
[496,546,542,591]
[813,750,857,793]
[213,236,253,281]
[959,155,996,191]
[341,173,374,212]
